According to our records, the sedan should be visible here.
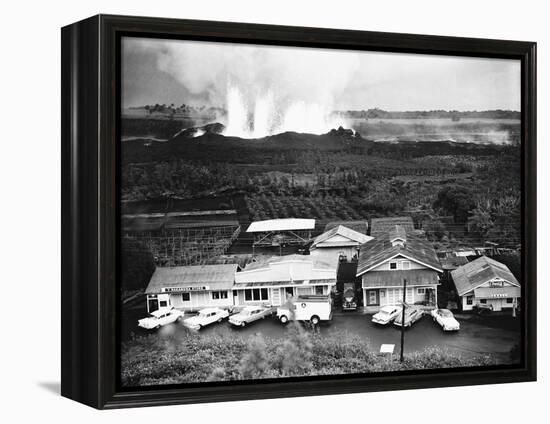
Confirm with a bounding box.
[138,307,184,330]
[229,306,273,327]
[393,307,424,328]
[182,307,229,330]
[372,305,402,325]
[431,308,460,331]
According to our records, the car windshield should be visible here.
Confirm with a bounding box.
[440,310,452,317]
[198,312,210,318]
[379,310,390,316]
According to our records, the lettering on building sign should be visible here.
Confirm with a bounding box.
[489,280,504,287]
[162,286,209,293]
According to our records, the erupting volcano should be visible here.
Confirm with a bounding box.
[223,85,349,138]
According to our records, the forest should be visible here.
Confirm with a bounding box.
[121,117,522,248]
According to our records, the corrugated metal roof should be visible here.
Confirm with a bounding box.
[145,264,238,294]
[451,256,520,296]
[311,225,373,249]
[246,218,315,233]
[235,254,336,285]
[370,217,414,238]
[357,231,442,276]
[362,269,439,288]
[324,220,369,234]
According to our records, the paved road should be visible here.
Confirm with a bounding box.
[123,309,520,359]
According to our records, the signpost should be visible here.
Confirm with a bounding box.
[400,278,407,362]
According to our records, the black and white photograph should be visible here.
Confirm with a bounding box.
[119,37,524,387]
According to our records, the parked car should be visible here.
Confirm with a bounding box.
[277,295,332,325]
[393,307,424,327]
[229,305,273,327]
[473,303,493,315]
[342,283,358,311]
[182,307,229,330]
[372,305,402,325]
[431,308,460,331]
[138,307,184,330]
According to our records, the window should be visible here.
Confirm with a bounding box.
[211,291,228,300]
[159,300,168,307]
[389,262,397,270]
[466,296,473,305]
[480,299,487,304]
[507,298,514,304]
[417,288,426,295]
[182,292,190,302]
[315,286,324,295]
[402,261,411,270]
[244,288,269,301]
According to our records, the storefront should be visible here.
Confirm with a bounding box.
[144,264,238,312]
[451,256,521,312]
[233,255,336,307]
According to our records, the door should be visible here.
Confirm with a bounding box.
[285,287,294,299]
[148,298,158,313]
[366,289,380,306]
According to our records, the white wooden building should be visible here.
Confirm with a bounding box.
[356,225,443,312]
[309,225,373,266]
[144,264,238,312]
[233,254,336,307]
[451,256,520,311]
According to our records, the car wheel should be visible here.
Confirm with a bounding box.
[311,316,320,325]
[218,318,222,323]
[280,315,288,324]
[155,325,160,330]
[241,322,246,327]
[197,324,202,330]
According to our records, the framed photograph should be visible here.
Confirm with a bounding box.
[61,14,536,409]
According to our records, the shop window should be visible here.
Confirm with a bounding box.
[507,298,514,304]
[315,286,324,295]
[417,288,426,295]
[480,299,487,304]
[212,291,228,300]
[182,292,190,302]
[159,300,168,307]
[245,288,269,301]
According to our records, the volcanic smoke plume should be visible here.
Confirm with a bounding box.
[139,39,360,137]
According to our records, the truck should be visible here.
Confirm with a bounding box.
[342,282,358,311]
[277,295,332,325]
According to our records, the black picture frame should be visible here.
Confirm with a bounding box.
[61,14,537,409]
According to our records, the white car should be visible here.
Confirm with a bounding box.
[431,308,460,331]
[182,307,230,330]
[229,306,273,327]
[372,305,402,325]
[138,307,184,330]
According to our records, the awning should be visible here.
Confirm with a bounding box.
[474,286,521,299]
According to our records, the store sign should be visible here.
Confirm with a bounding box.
[162,286,209,293]
[489,280,504,287]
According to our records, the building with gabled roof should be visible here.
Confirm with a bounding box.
[309,225,373,265]
[144,264,238,312]
[451,256,520,311]
[357,225,442,312]
[233,254,336,306]
[370,216,414,238]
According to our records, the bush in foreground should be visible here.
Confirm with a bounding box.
[121,323,499,387]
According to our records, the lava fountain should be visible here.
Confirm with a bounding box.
[223,85,348,138]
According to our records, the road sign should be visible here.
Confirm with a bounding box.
[380,344,395,354]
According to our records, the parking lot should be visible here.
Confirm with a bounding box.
[122,307,520,361]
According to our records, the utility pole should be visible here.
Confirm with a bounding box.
[400,278,407,362]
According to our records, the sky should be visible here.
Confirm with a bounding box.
[122,37,521,112]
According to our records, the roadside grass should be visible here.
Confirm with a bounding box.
[121,323,499,387]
